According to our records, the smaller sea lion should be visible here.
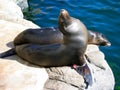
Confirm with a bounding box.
[88,31,111,46]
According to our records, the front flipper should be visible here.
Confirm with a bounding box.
[73,61,93,88]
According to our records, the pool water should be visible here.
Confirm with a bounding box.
[25,0,120,89]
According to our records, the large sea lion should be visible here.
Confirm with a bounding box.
[14,9,93,86]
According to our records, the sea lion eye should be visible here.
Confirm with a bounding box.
[97,39,100,42]
[102,34,105,38]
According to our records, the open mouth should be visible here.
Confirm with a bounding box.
[100,42,111,46]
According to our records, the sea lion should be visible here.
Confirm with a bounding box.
[87,30,111,46]
[14,9,93,86]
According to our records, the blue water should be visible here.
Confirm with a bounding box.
[26,0,120,89]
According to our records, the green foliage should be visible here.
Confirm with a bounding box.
[115,86,120,90]
[23,7,34,22]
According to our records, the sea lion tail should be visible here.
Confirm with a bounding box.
[0,48,16,58]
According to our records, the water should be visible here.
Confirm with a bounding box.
[25,0,120,89]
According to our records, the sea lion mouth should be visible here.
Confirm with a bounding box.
[100,42,111,46]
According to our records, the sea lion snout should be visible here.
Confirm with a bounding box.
[60,9,69,18]
[98,34,111,46]
[59,9,70,23]
[100,41,111,46]
[89,31,111,46]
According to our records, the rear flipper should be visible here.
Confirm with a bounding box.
[0,48,16,58]
[73,59,93,88]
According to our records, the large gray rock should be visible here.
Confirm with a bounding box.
[0,0,115,90]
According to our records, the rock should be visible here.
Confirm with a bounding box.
[10,0,28,10]
[0,0,23,18]
[0,0,115,90]
[44,67,85,90]
[0,0,39,28]
[86,45,107,70]
[0,0,48,90]
[0,58,48,90]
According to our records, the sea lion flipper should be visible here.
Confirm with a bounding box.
[73,63,93,88]
[0,48,16,58]
[81,63,93,87]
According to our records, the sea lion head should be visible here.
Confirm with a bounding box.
[89,31,111,46]
[58,9,87,36]
[96,33,111,46]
